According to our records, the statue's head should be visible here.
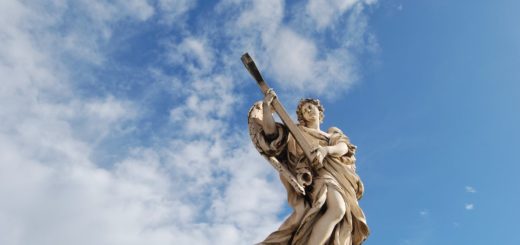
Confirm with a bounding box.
[296,98,324,125]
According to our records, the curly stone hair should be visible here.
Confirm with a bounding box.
[296,98,325,125]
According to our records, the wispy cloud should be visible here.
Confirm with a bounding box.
[465,203,475,210]
[158,0,196,25]
[214,0,378,98]
[465,185,477,193]
[305,0,358,29]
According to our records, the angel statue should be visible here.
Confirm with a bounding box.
[242,53,369,245]
[247,89,370,245]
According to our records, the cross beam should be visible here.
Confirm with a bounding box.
[241,53,314,163]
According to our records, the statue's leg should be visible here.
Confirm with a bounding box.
[307,186,346,245]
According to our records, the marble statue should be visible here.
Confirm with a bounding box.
[242,53,369,245]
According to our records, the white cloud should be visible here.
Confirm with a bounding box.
[264,28,359,95]
[0,146,182,245]
[167,74,238,136]
[158,0,196,24]
[235,0,284,42]
[268,28,318,90]
[306,0,358,29]
[0,1,175,244]
[465,185,477,193]
[167,37,216,75]
[465,203,474,210]
[123,0,156,21]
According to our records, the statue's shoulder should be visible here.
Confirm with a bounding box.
[327,126,352,144]
[327,126,347,136]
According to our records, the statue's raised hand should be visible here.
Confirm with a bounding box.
[264,88,277,106]
[262,88,278,136]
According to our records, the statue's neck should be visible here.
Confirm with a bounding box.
[303,121,320,131]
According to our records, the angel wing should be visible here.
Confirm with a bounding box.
[248,101,305,195]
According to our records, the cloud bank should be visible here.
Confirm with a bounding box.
[0,0,377,244]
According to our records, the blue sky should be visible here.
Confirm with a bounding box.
[1,0,519,244]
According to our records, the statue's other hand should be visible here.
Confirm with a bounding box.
[312,146,328,168]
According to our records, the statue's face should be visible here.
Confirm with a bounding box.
[301,102,320,123]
